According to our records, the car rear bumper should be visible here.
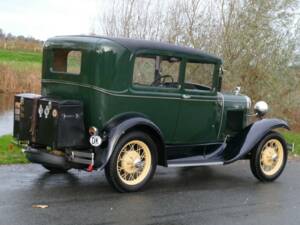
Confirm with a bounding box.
[23,147,71,170]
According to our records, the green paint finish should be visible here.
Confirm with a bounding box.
[41,36,249,144]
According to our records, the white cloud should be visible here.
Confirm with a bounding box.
[0,0,100,40]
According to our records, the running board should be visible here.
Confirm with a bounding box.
[167,154,224,167]
[167,161,223,167]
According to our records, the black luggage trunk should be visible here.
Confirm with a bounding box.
[13,93,41,141]
[13,94,87,149]
[35,98,87,148]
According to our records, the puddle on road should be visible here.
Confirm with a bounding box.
[0,94,14,136]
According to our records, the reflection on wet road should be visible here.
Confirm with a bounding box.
[0,94,14,135]
[0,110,13,135]
[0,160,300,225]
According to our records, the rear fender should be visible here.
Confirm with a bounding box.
[224,118,289,164]
[96,114,165,170]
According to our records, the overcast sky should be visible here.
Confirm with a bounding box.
[0,0,100,40]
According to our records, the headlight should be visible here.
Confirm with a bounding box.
[245,96,251,110]
[254,101,268,117]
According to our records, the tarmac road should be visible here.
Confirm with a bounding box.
[0,160,300,225]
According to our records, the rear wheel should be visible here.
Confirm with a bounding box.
[105,131,157,192]
[42,165,70,173]
[250,132,287,182]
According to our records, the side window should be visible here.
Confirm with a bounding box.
[159,58,180,85]
[132,57,155,86]
[52,49,82,75]
[133,56,180,88]
[184,62,215,91]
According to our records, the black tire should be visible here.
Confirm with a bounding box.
[42,165,70,174]
[105,131,157,192]
[250,131,287,182]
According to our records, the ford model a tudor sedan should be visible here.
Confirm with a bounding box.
[13,36,290,192]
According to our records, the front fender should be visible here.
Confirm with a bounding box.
[224,118,289,164]
[97,116,165,170]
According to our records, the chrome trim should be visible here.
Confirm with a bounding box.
[168,161,223,167]
[244,95,251,110]
[182,94,191,99]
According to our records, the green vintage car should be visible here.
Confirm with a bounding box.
[13,36,289,192]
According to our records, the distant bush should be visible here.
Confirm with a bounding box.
[0,28,43,52]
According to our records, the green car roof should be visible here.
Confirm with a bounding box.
[46,35,223,64]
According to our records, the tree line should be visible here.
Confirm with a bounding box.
[0,28,43,52]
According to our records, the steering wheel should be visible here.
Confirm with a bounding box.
[151,75,174,86]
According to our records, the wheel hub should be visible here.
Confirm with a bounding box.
[261,147,277,166]
[121,151,141,174]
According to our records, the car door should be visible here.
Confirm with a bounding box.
[173,60,222,144]
[129,53,182,143]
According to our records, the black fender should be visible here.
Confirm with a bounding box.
[97,113,166,170]
[224,118,289,164]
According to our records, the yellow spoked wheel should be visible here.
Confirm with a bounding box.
[260,139,284,176]
[117,140,152,186]
[250,132,287,182]
[105,131,157,192]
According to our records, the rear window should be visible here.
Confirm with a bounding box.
[51,49,82,75]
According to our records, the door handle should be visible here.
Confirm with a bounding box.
[182,94,191,99]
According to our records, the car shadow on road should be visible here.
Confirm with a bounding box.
[147,165,255,193]
[33,171,80,188]
[29,163,256,196]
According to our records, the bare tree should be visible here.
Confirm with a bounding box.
[94,0,300,126]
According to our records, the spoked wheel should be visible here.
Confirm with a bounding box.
[105,131,157,192]
[250,132,287,182]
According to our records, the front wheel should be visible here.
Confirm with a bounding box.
[105,131,157,192]
[250,132,287,182]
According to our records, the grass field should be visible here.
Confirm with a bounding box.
[0,132,299,165]
[0,49,41,93]
[0,49,42,63]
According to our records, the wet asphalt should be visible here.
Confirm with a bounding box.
[0,160,300,225]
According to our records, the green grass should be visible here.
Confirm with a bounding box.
[282,131,300,155]
[0,135,28,164]
[0,49,42,64]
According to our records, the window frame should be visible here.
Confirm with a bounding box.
[182,59,218,95]
[131,53,183,92]
[49,48,83,76]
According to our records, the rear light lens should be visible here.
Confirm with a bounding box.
[89,126,98,136]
